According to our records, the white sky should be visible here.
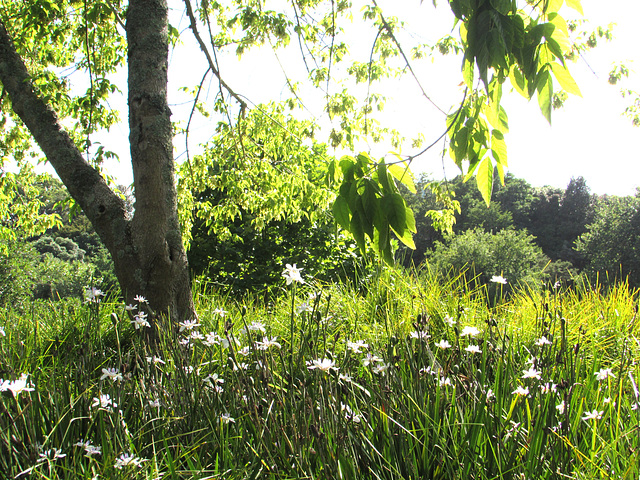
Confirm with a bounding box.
[95,0,640,197]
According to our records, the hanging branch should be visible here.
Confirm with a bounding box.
[325,0,336,118]
[184,67,211,188]
[371,0,446,115]
[83,0,95,163]
[388,87,468,167]
[290,0,313,75]
[182,0,247,113]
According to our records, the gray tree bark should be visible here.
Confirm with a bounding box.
[0,0,196,330]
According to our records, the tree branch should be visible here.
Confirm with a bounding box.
[0,21,128,249]
[182,0,247,112]
[372,0,446,115]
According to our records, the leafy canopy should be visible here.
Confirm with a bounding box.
[325,0,585,261]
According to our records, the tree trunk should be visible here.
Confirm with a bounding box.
[0,0,196,329]
[125,0,195,327]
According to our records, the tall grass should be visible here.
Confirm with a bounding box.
[1,267,638,479]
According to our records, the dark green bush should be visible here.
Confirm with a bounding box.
[0,239,39,308]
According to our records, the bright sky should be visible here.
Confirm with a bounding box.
[96,0,640,197]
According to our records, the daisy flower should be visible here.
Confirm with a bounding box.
[178,319,200,332]
[460,326,480,337]
[465,344,482,354]
[220,413,235,424]
[114,453,145,469]
[535,336,552,346]
[346,340,368,353]
[307,358,338,373]
[595,368,615,381]
[282,263,304,285]
[256,336,281,350]
[100,368,123,382]
[512,386,529,396]
[522,366,542,380]
[582,410,603,421]
[2,374,35,398]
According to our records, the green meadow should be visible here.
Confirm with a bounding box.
[1,267,638,479]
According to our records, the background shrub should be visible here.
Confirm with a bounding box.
[427,228,548,296]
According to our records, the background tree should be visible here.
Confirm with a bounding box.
[427,228,548,298]
[0,165,60,251]
[576,191,640,288]
[182,104,366,292]
[528,185,564,259]
[493,173,536,231]
[0,174,118,305]
[557,176,594,266]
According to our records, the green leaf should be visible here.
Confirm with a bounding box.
[491,129,507,166]
[490,81,502,114]
[377,161,391,193]
[452,126,469,167]
[545,0,564,14]
[380,241,394,265]
[391,224,416,250]
[546,37,566,62]
[551,62,582,97]
[326,160,337,187]
[384,193,408,237]
[509,65,528,98]
[489,0,512,15]
[332,195,350,230]
[347,181,360,213]
[536,69,553,124]
[388,159,416,194]
[511,14,525,49]
[391,204,416,249]
[376,219,389,255]
[361,179,380,224]
[350,209,366,253]
[464,151,482,182]
[463,56,474,90]
[359,205,375,242]
[476,157,493,207]
[339,155,356,176]
[498,107,509,132]
[495,161,506,185]
[548,13,569,37]
[565,0,583,15]
[405,205,417,234]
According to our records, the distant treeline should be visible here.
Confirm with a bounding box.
[1,172,638,307]
[400,173,640,290]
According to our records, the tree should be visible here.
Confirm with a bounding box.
[558,176,593,265]
[0,1,194,330]
[0,165,60,251]
[0,0,590,328]
[576,192,640,288]
[528,185,564,259]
